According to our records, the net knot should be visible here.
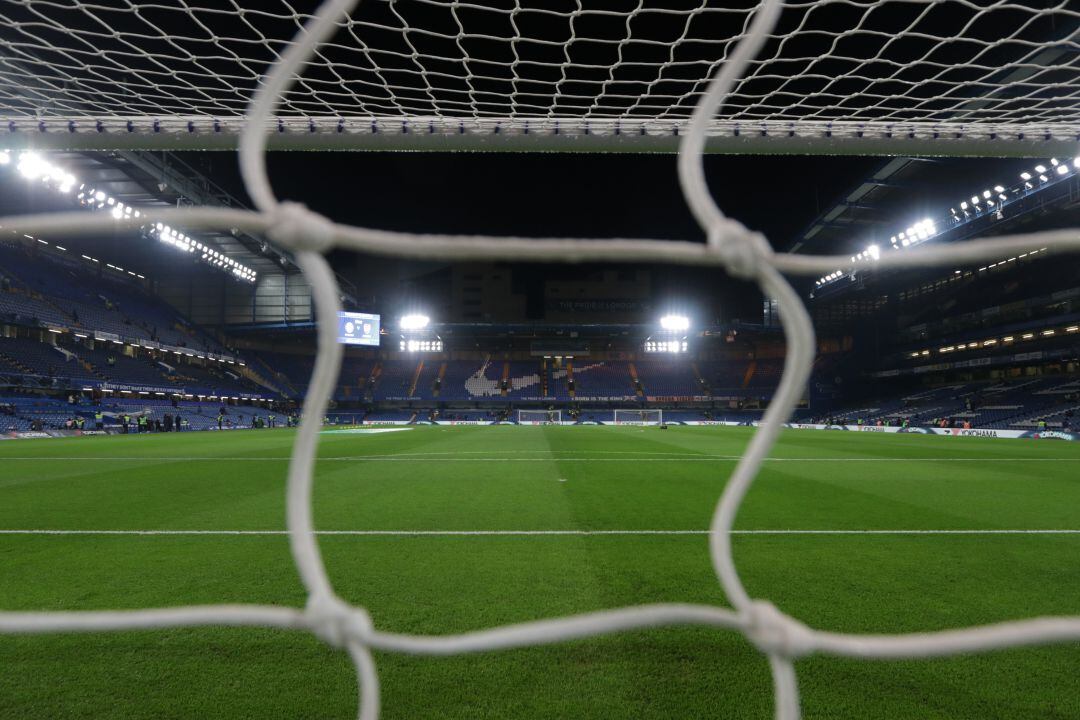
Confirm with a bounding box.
[305,592,373,650]
[266,201,337,254]
[742,601,815,659]
[707,221,772,280]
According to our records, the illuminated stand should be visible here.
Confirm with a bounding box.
[517,410,562,425]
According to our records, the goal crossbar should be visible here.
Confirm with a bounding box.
[4,118,1077,156]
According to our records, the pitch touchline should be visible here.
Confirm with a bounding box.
[2,529,1079,536]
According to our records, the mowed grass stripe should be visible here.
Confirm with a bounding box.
[2,427,1080,533]
[1,532,1079,719]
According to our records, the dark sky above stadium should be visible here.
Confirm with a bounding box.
[197,151,879,245]
[175,149,1055,323]
[186,150,881,320]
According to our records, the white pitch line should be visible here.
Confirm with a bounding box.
[1,529,1079,537]
[1,456,1080,462]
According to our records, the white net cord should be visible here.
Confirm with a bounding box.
[3,1,1080,719]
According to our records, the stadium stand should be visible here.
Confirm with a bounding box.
[0,241,228,353]
[636,359,706,398]
[570,362,636,401]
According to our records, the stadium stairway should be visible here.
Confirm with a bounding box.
[407,360,425,398]
[254,356,297,397]
[741,360,756,388]
[627,362,643,397]
[433,362,446,398]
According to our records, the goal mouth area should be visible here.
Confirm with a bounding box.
[3,117,1079,155]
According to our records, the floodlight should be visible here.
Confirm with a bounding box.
[17,152,44,179]
[867,244,880,260]
[659,314,690,331]
[400,314,430,331]
[960,201,968,210]
[971,196,980,205]
[1056,164,1068,175]
[993,185,1004,193]
[0,151,9,165]
[1020,172,1032,181]
[1074,157,1080,169]
[1050,158,1059,166]
[1034,164,1047,174]
[1039,174,1049,182]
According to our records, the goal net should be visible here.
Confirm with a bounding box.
[3,3,1080,720]
[0,1,1078,156]
[517,410,562,425]
[613,409,663,426]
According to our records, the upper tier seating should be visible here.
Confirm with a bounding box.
[636,360,704,397]
[570,362,636,401]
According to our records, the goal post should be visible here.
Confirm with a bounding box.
[516,410,562,425]
[613,409,663,426]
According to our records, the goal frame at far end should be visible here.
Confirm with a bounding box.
[516,409,562,425]
[612,409,664,426]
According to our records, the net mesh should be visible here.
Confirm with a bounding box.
[1,0,1079,150]
[3,2,1080,720]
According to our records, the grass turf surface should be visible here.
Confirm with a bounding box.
[1,425,1079,719]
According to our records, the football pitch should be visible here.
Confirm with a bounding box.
[1,425,1079,720]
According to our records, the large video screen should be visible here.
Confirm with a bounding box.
[336,311,380,346]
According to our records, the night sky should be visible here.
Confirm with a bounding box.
[184,150,1043,323]
[179,150,882,322]
[195,151,880,245]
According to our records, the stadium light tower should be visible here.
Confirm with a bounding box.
[659,314,690,331]
[399,313,430,331]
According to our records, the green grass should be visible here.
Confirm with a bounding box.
[1,425,1080,719]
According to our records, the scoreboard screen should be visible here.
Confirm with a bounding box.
[335,311,380,346]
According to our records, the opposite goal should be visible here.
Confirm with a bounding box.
[613,409,663,426]
[517,410,562,425]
